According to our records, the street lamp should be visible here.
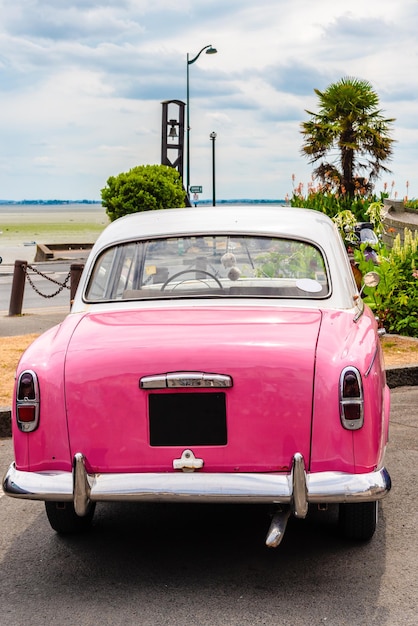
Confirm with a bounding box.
[186,44,217,200]
[210,132,217,206]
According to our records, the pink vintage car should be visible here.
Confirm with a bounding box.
[3,205,391,546]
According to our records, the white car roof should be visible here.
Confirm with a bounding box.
[94,205,336,247]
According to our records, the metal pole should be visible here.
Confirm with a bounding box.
[210,132,217,206]
[186,45,217,204]
[186,53,190,199]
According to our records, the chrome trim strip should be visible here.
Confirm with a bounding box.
[365,345,378,377]
[3,461,391,506]
[353,298,364,322]
[140,372,233,389]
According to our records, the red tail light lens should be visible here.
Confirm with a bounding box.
[16,370,40,432]
[17,405,37,422]
[339,367,364,430]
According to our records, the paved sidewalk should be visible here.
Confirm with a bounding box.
[0,306,69,337]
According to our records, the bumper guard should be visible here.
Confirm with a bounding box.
[3,452,391,520]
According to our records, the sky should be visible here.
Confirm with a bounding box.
[0,0,417,202]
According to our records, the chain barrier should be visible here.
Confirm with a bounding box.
[24,263,71,299]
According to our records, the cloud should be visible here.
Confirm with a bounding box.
[0,0,417,199]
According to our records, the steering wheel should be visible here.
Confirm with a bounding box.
[161,269,223,291]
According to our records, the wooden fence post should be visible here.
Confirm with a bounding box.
[70,263,84,305]
[8,260,27,316]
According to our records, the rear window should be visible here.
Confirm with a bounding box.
[85,235,329,302]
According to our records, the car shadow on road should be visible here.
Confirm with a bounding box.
[2,501,390,624]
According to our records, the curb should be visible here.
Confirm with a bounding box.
[385,365,418,389]
[0,407,12,438]
[1,366,417,439]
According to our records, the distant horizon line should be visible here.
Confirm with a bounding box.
[0,198,287,206]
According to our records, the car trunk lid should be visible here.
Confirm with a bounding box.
[64,306,321,473]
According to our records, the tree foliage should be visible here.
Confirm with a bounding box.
[101,164,187,221]
[301,77,395,197]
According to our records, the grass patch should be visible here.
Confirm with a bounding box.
[1,222,106,240]
[381,335,418,364]
[0,334,39,406]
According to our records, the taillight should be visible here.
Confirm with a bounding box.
[339,367,364,430]
[16,370,40,432]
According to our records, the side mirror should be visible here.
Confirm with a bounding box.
[363,271,380,288]
[359,271,380,297]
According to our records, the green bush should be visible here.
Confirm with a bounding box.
[291,185,418,337]
[289,187,388,222]
[405,199,418,212]
[355,229,418,337]
[101,164,186,222]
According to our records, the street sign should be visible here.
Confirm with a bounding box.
[189,186,202,193]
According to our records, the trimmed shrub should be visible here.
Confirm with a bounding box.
[101,164,186,221]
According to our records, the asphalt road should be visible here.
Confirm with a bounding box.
[0,386,417,626]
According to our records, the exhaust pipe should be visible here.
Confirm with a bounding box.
[265,507,291,548]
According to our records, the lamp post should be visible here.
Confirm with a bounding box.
[186,44,217,200]
[210,131,217,206]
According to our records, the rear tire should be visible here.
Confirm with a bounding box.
[338,501,378,541]
[45,501,96,534]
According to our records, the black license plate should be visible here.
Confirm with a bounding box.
[149,392,227,446]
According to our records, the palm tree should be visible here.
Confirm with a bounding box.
[301,77,395,197]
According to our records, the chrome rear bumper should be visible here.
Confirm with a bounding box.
[3,452,391,519]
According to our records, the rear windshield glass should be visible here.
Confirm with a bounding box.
[85,235,329,301]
